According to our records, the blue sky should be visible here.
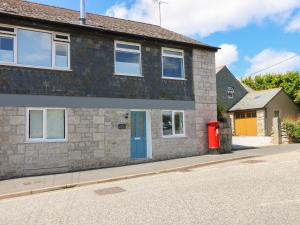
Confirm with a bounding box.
[29,0,300,77]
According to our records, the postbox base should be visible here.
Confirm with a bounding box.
[208,148,221,155]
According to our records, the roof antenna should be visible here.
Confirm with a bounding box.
[80,0,86,25]
[154,0,168,27]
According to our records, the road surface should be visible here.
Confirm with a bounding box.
[0,149,300,225]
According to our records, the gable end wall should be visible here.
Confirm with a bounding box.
[193,49,217,153]
[265,91,299,135]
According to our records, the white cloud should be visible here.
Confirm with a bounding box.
[106,0,300,36]
[286,12,300,32]
[245,49,300,76]
[216,44,239,67]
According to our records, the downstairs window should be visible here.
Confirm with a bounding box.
[162,111,185,137]
[27,108,67,142]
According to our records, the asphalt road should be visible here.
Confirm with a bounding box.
[1,149,300,225]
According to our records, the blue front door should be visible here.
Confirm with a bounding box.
[131,111,147,159]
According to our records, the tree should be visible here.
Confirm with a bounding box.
[242,71,300,106]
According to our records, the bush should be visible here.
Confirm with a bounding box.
[217,104,225,121]
[282,119,300,143]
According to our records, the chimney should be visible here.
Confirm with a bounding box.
[80,0,86,25]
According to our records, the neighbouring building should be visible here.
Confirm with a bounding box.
[0,0,218,179]
[216,66,299,137]
[229,88,299,136]
[216,65,248,112]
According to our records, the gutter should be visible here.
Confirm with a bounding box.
[0,11,219,52]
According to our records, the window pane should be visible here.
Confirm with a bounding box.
[138,112,145,137]
[175,112,184,135]
[116,43,140,51]
[47,109,65,139]
[162,111,172,136]
[0,37,14,62]
[29,110,43,139]
[18,29,52,67]
[55,44,68,68]
[163,49,183,56]
[163,56,183,78]
[115,51,140,75]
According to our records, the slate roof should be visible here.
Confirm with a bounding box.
[216,65,254,92]
[216,65,226,74]
[229,88,282,111]
[0,0,218,50]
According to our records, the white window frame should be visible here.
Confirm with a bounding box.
[0,23,70,71]
[161,110,186,138]
[53,42,70,69]
[26,108,68,143]
[0,33,17,65]
[161,47,185,80]
[114,40,142,77]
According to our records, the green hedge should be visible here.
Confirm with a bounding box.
[282,119,300,143]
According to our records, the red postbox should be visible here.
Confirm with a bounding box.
[207,121,220,149]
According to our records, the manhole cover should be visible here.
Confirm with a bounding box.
[242,160,266,164]
[94,187,126,196]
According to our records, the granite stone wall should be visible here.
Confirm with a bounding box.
[257,109,266,136]
[192,49,217,154]
[0,107,199,180]
[219,120,232,153]
[0,107,131,179]
[151,110,197,159]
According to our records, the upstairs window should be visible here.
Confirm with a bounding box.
[227,87,235,99]
[54,33,70,68]
[18,29,52,67]
[162,48,185,79]
[0,36,14,63]
[115,41,141,76]
[0,24,70,70]
[0,25,15,63]
[55,43,69,68]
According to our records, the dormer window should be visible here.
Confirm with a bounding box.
[0,24,70,70]
[227,87,235,99]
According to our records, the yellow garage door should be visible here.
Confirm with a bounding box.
[235,111,257,136]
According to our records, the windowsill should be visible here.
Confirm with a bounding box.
[0,62,72,72]
[162,135,187,139]
[25,139,68,144]
[113,73,144,78]
[162,76,186,81]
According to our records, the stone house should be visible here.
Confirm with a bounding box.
[216,66,299,136]
[0,0,218,179]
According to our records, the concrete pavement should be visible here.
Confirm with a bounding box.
[0,144,299,200]
[232,136,274,149]
[0,146,299,225]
